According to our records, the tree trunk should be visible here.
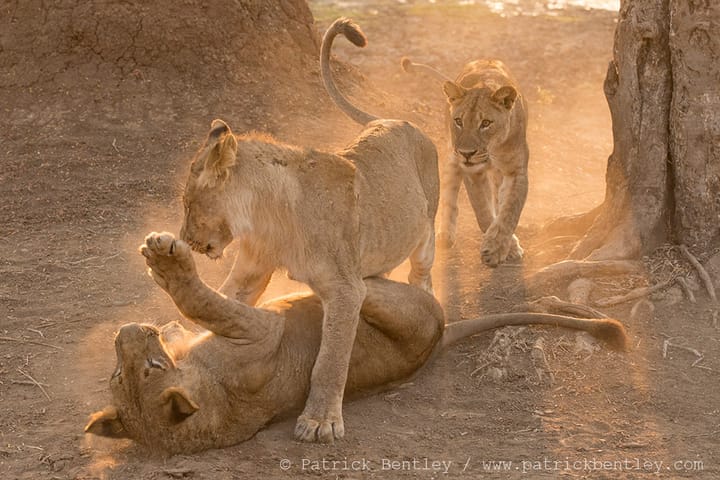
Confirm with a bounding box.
[669,0,720,252]
[569,0,720,260]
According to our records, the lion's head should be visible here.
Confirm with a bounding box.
[179,119,239,260]
[85,318,279,453]
[443,81,518,173]
[84,323,200,448]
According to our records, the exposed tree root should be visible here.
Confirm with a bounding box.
[630,299,655,319]
[539,204,603,238]
[569,213,642,261]
[526,259,643,292]
[513,295,608,319]
[594,280,671,307]
[567,278,594,305]
[530,210,646,298]
[678,244,718,303]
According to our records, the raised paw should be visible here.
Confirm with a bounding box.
[139,232,196,291]
[294,407,344,443]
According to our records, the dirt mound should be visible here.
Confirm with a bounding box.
[1,0,325,130]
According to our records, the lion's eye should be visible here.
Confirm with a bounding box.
[480,119,493,129]
[146,358,167,370]
[454,117,463,128]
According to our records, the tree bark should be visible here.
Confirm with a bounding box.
[569,0,720,260]
[669,0,720,252]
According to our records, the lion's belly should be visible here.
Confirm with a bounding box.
[356,166,432,277]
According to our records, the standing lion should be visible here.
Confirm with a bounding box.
[403,57,529,267]
[176,18,438,443]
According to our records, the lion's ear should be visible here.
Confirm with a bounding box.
[205,120,237,175]
[84,406,130,439]
[210,118,230,134]
[443,81,466,103]
[492,86,518,110]
[196,119,238,186]
[161,387,199,423]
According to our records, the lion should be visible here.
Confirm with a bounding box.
[176,18,438,443]
[402,57,529,267]
[84,232,628,454]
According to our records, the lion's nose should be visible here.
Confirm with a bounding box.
[458,149,477,161]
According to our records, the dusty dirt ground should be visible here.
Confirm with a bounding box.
[1,1,719,479]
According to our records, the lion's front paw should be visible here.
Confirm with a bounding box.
[506,235,524,262]
[481,230,515,268]
[294,405,344,443]
[139,232,196,291]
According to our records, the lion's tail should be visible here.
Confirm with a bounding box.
[401,57,454,84]
[441,313,629,351]
[321,18,378,126]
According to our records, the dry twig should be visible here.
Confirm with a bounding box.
[675,277,696,303]
[63,252,122,266]
[161,469,194,479]
[16,368,51,400]
[661,339,711,370]
[531,338,554,383]
[12,379,50,387]
[0,336,63,350]
[678,244,717,302]
[26,327,45,338]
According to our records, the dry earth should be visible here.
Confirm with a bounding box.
[1,1,719,479]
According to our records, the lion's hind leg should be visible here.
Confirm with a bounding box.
[437,159,463,249]
[362,278,443,346]
[408,227,435,294]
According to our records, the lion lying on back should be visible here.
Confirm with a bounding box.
[84,232,628,454]
[402,57,529,267]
